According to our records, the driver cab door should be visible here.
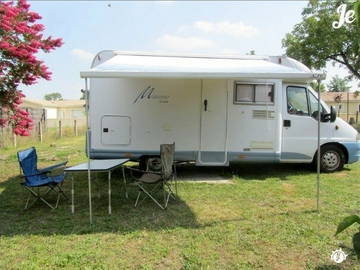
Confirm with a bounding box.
[281,85,330,162]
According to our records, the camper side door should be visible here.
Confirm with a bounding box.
[281,85,330,162]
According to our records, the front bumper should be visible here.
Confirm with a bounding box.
[342,142,360,164]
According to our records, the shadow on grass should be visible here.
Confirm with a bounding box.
[0,162,318,236]
[175,162,316,182]
[229,162,315,181]
[0,168,199,236]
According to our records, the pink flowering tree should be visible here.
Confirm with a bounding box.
[0,0,62,136]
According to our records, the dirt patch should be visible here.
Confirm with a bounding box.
[282,183,295,194]
[333,172,348,178]
[156,249,182,270]
[0,154,9,160]
[176,163,233,184]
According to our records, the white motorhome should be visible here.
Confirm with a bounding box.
[80,51,360,172]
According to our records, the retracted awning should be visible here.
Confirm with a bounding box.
[80,51,324,80]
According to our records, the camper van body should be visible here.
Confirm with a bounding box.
[81,51,360,171]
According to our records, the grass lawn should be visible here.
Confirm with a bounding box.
[0,136,359,269]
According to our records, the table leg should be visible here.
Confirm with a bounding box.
[108,171,111,215]
[71,175,74,214]
[122,166,128,199]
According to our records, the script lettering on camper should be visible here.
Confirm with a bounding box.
[133,86,170,104]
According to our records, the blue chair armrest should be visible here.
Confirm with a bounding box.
[38,161,68,174]
[21,172,47,178]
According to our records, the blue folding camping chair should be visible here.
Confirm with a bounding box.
[17,147,68,210]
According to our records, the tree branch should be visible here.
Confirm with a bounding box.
[340,53,360,80]
[327,55,347,65]
[326,54,360,81]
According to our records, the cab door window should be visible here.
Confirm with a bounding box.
[308,91,322,118]
[286,86,309,116]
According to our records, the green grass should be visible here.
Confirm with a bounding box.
[0,136,359,269]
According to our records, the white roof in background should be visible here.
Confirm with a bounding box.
[22,98,85,108]
[80,51,324,80]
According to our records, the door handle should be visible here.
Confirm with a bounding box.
[204,99,208,111]
[283,120,291,127]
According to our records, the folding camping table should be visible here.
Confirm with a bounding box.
[65,159,129,218]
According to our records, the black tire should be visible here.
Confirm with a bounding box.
[317,145,345,173]
[147,157,162,172]
[139,156,162,171]
[139,156,147,171]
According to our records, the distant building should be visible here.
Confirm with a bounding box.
[21,99,86,128]
[321,92,360,122]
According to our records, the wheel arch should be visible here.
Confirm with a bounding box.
[312,142,349,164]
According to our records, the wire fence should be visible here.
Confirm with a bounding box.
[0,119,86,149]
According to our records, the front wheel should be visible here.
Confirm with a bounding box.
[317,145,345,173]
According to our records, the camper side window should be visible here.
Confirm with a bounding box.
[234,83,274,104]
[287,86,309,116]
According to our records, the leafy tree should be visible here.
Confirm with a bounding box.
[327,75,351,92]
[282,0,360,81]
[310,80,327,92]
[44,92,62,101]
[0,0,62,136]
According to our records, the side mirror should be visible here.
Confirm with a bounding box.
[318,106,337,122]
[330,106,336,122]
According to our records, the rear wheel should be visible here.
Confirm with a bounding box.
[147,157,162,172]
[318,145,345,173]
[139,156,162,172]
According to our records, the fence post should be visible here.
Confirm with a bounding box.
[59,120,62,138]
[13,132,17,148]
[74,120,78,136]
[0,126,4,148]
[32,120,37,140]
[350,117,355,125]
[0,108,3,148]
[356,111,359,124]
[347,92,350,122]
[38,121,43,142]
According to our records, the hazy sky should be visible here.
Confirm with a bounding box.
[21,0,358,100]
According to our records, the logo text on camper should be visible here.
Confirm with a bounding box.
[332,4,356,28]
[133,86,154,103]
[133,86,169,104]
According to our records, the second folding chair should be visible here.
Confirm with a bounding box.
[17,147,68,210]
[126,143,176,209]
